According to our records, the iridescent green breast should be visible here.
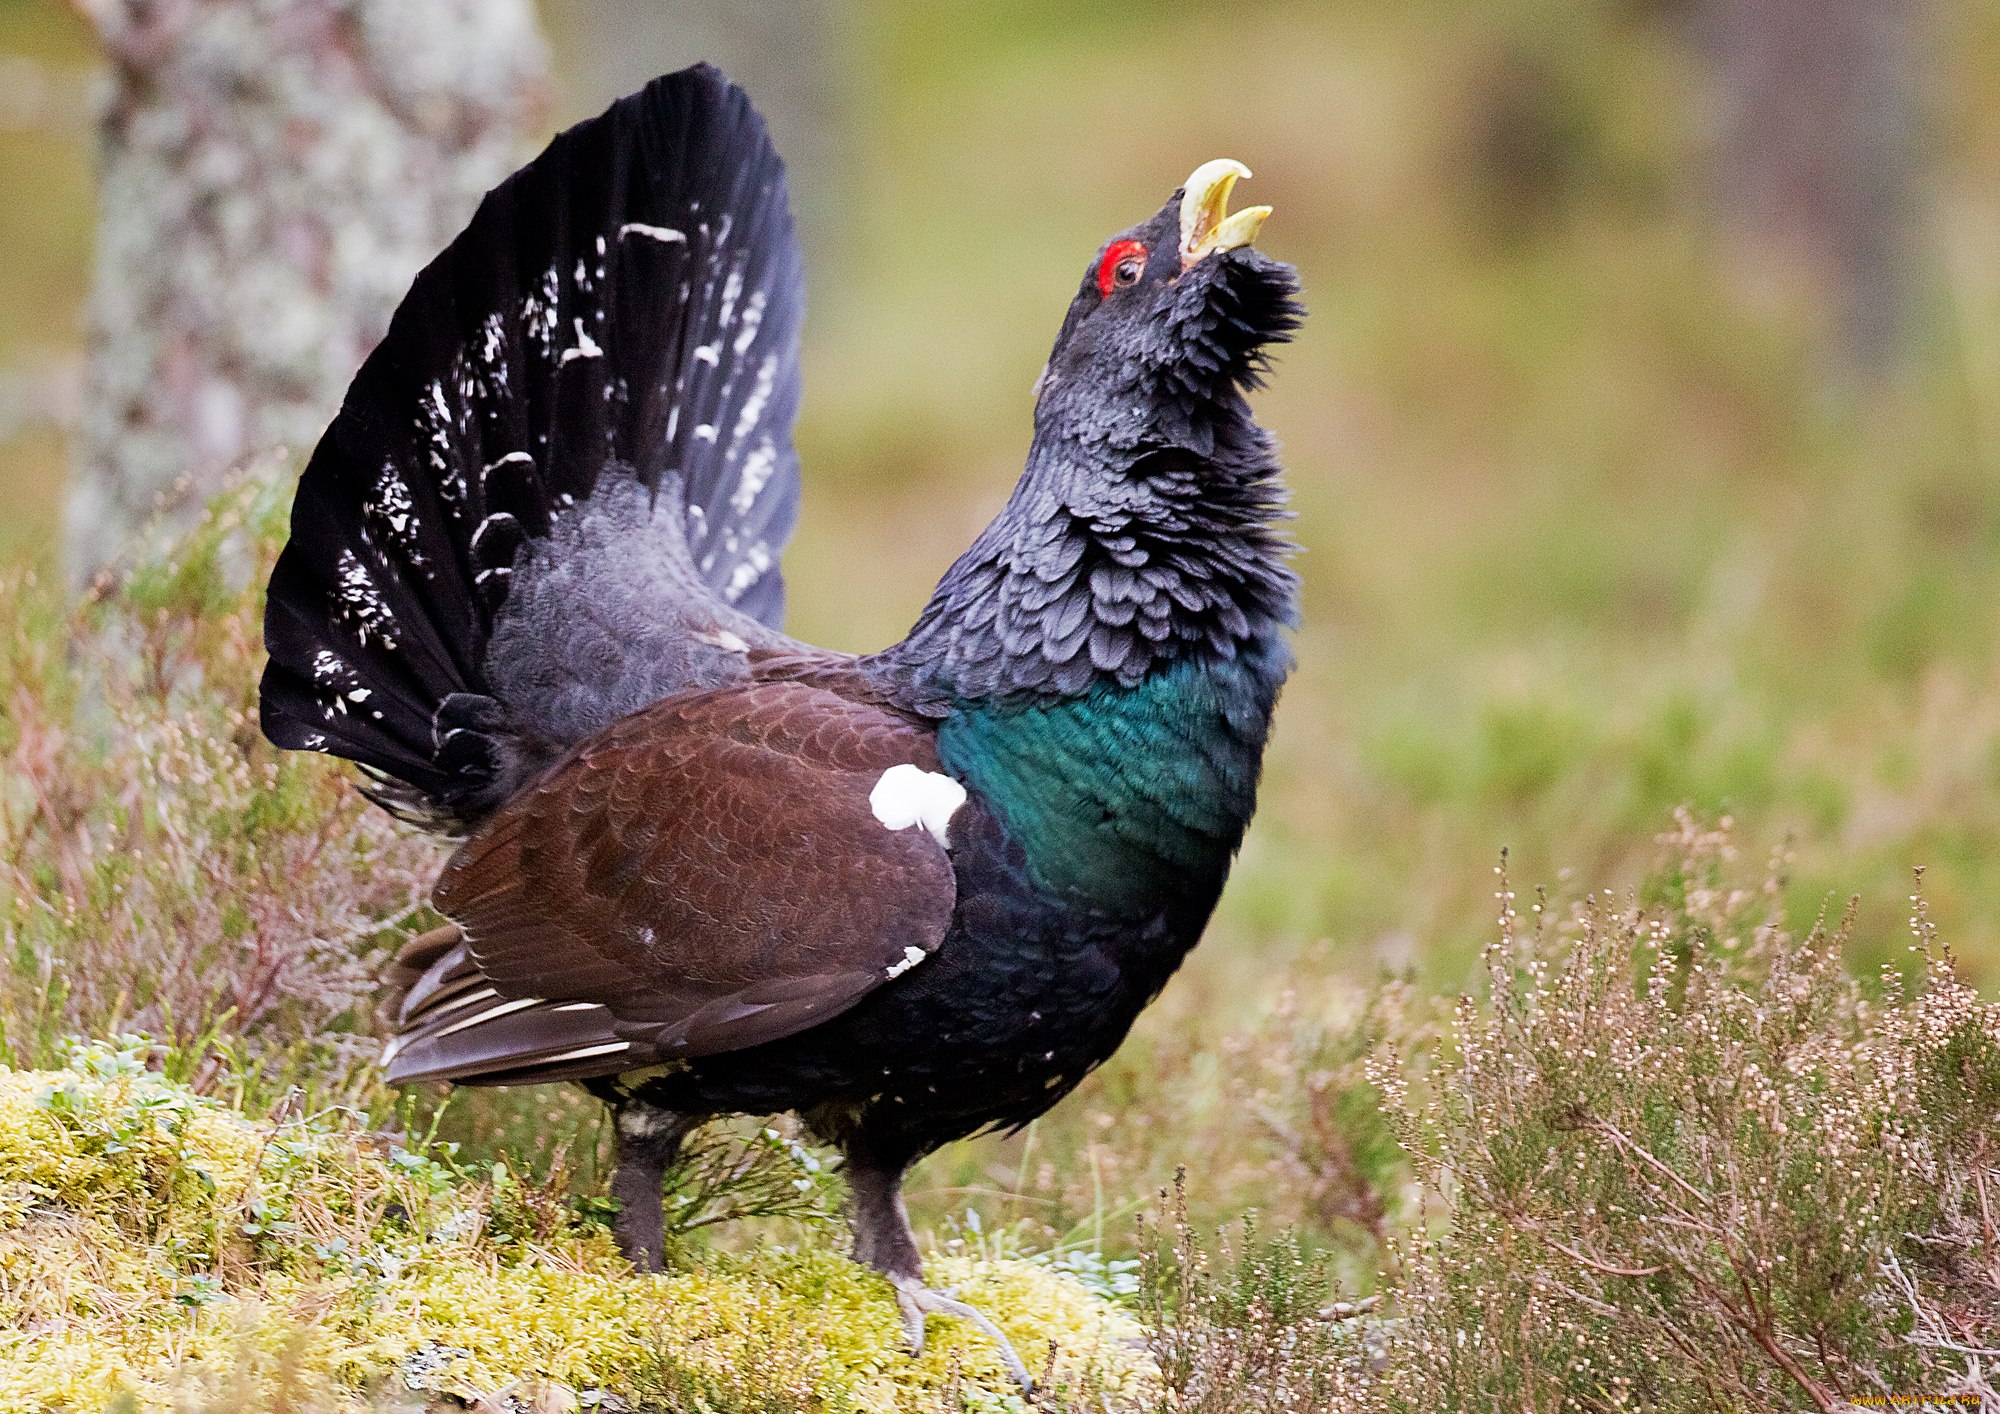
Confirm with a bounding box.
[935,641,1289,915]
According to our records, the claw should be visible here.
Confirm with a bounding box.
[893,1276,1036,1396]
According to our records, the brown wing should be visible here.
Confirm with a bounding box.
[383,678,957,1085]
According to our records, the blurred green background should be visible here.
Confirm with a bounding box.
[5,0,2000,1012]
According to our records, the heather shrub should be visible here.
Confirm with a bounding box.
[1133,1173,1378,1413]
[941,968,1409,1297]
[0,473,440,1090]
[1370,812,2000,1410]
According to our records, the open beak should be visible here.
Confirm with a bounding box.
[1179,158,1272,267]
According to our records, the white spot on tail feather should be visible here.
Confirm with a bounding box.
[733,290,767,355]
[719,266,743,327]
[470,511,518,557]
[722,542,772,599]
[619,222,686,245]
[334,550,398,649]
[368,464,416,543]
[560,319,603,364]
[733,354,779,444]
[869,764,967,848]
[481,450,535,484]
[884,945,927,980]
[730,441,778,513]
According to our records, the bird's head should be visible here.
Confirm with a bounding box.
[1033,159,1302,450]
[872,156,1302,709]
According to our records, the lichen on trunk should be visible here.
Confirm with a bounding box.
[65,0,551,584]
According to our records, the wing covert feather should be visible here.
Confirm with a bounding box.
[425,679,957,1072]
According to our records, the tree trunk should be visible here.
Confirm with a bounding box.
[1698,0,1928,378]
[65,0,550,584]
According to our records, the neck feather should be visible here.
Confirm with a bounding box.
[868,418,1297,712]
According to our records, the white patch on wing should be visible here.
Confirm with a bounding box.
[521,267,560,355]
[868,764,968,849]
[884,945,928,980]
[430,986,497,1017]
[368,464,416,542]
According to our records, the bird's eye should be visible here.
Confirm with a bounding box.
[1095,239,1147,299]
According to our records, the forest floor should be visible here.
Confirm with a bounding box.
[3,491,2000,1409]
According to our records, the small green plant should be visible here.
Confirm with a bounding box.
[656,1119,844,1260]
[0,478,440,1098]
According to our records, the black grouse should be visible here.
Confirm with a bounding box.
[260,65,1301,1387]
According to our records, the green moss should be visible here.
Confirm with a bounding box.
[0,1045,1154,1411]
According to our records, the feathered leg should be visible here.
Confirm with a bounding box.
[843,1143,1034,1394]
[604,1096,696,1273]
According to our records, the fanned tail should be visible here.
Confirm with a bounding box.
[260,64,807,829]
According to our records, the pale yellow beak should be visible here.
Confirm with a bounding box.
[1179,158,1272,266]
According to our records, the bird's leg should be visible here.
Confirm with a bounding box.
[844,1147,1035,1396]
[604,1097,696,1274]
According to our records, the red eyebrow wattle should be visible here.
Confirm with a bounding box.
[1096,239,1146,298]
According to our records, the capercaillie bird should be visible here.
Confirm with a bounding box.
[260,65,1300,1389]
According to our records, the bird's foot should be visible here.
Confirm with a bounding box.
[893,1275,1035,1397]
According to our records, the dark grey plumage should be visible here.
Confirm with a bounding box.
[869,204,1301,708]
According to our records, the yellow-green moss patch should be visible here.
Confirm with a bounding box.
[0,1049,1153,1412]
